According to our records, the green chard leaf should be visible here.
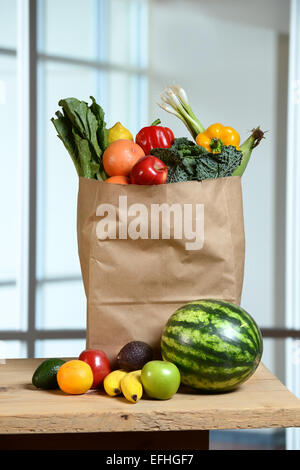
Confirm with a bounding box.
[58,98,101,158]
[89,96,109,152]
[52,96,109,180]
[51,111,81,176]
[97,167,108,182]
[72,129,99,179]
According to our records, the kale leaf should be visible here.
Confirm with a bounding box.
[151,138,242,183]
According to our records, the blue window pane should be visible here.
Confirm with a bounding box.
[0,286,22,330]
[0,56,17,281]
[0,0,17,49]
[37,61,97,279]
[36,281,86,330]
[35,339,86,358]
[106,71,147,135]
[107,0,148,67]
[38,0,95,59]
[0,340,27,359]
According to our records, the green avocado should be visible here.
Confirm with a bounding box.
[117,341,153,371]
[32,358,65,390]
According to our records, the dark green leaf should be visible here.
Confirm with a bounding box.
[167,166,189,183]
[89,96,109,153]
[214,145,243,177]
[52,96,110,180]
[51,111,81,176]
[59,98,101,158]
[72,129,99,179]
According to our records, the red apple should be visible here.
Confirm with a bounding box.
[130,155,168,185]
[78,349,111,389]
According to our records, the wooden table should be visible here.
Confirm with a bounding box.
[1,359,300,450]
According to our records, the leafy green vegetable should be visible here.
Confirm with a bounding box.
[51,96,109,180]
[151,138,242,183]
[89,96,109,152]
[52,110,81,175]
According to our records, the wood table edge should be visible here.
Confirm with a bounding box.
[1,407,300,434]
[1,360,300,434]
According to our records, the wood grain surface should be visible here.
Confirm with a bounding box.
[0,359,300,434]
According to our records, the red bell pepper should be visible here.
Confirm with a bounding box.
[135,119,174,155]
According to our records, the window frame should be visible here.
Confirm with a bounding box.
[0,0,149,358]
[285,0,300,452]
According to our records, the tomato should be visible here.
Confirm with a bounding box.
[103,140,145,177]
[78,349,111,389]
[57,360,93,395]
[104,175,130,185]
[130,155,168,185]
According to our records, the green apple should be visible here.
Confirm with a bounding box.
[141,360,181,400]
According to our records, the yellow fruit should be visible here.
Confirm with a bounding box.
[120,370,143,403]
[57,360,93,395]
[108,122,133,144]
[103,370,128,397]
[195,133,211,152]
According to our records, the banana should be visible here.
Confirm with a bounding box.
[120,370,143,403]
[103,370,128,397]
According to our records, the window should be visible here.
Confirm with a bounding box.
[0,0,21,356]
[0,0,148,359]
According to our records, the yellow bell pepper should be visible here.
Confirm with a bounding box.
[196,123,240,153]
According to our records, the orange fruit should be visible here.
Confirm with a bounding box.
[105,175,130,185]
[57,360,93,395]
[103,139,145,177]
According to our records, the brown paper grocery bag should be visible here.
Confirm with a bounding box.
[77,175,245,363]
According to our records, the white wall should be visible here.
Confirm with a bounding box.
[148,0,289,381]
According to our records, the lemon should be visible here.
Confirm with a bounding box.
[108,122,133,144]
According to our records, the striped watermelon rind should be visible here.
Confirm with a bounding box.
[161,299,263,392]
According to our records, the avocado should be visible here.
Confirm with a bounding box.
[117,341,153,371]
[32,358,65,389]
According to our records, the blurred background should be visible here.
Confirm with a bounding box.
[1,0,300,450]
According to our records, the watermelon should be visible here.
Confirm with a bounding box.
[161,299,263,392]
